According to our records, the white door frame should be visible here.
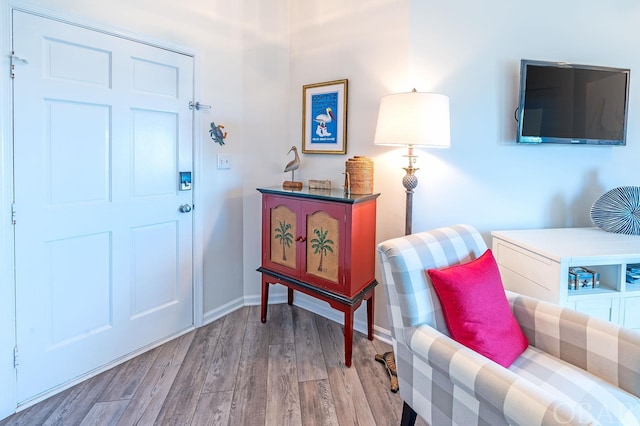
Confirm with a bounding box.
[0,1,204,418]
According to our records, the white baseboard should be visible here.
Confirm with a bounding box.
[202,296,245,326]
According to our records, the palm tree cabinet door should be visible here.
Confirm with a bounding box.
[304,204,345,293]
[262,196,304,278]
[267,203,298,273]
[270,205,297,267]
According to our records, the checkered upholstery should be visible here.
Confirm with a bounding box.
[378,225,640,425]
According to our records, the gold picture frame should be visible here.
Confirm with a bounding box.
[302,79,348,154]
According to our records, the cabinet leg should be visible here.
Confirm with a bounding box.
[367,291,375,341]
[261,280,269,323]
[344,309,354,367]
[287,288,294,305]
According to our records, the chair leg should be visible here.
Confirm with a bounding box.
[400,401,417,426]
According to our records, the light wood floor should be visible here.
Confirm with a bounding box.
[0,304,428,426]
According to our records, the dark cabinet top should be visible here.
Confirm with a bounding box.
[257,186,380,204]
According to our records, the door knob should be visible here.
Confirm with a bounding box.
[179,204,192,213]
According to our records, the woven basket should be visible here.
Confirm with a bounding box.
[345,156,374,194]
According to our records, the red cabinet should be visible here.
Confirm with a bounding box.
[257,187,379,367]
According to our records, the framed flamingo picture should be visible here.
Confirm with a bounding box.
[302,79,348,154]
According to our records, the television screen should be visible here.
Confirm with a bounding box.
[517,60,630,145]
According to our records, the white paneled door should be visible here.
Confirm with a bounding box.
[12,11,194,403]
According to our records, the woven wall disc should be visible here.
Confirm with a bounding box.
[590,186,640,235]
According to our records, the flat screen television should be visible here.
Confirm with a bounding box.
[517,59,630,145]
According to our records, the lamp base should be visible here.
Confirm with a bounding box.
[402,165,418,236]
[375,147,420,391]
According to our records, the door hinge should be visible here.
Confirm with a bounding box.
[13,346,19,368]
[10,52,28,79]
[11,203,16,225]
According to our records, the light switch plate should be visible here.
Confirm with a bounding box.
[217,155,231,169]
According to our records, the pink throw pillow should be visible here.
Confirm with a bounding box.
[427,249,528,367]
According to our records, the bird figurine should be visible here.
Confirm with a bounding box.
[209,121,227,145]
[282,146,302,190]
[284,146,300,178]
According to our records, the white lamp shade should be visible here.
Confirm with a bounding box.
[374,91,450,148]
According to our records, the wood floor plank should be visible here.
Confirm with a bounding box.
[298,379,339,426]
[98,345,160,402]
[265,343,301,426]
[190,390,233,426]
[201,307,248,393]
[116,330,195,426]
[315,315,345,369]
[153,320,223,425]
[292,307,327,382]
[79,400,129,426]
[371,337,393,356]
[42,367,119,425]
[228,321,269,425]
[267,303,294,345]
[316,316,376,426]
[351,332,405,426]
[246,304,262,324]
[0,387,70,426]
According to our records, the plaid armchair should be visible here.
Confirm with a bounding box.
[377,224,640,426]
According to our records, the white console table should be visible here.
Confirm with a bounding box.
[491,227,640,329]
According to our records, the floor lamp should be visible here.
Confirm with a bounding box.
[373,88,450,391]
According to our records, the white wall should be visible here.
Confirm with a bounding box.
[407,0,640,239]
[241,0,291,304]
